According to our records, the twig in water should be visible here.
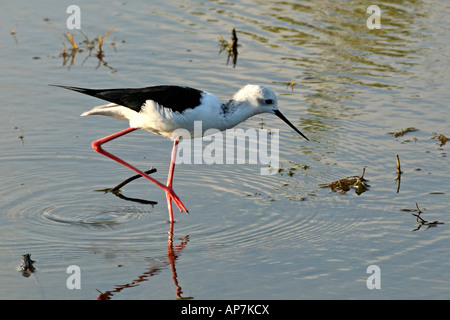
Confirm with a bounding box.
[96,26,116,56]
[97,168,157,194]
[65,32,78,50]
[95,168,159,206]
[388,127,418,137]
[110,168,157,193]
[395,154,402,174]
[286,80,296,91]
[395,154,402,193]
[218,28,239,67]
[410,203,444,231]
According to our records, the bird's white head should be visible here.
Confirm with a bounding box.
[231,84,309,140]
[232,84,279,114]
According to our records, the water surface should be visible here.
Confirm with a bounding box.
[0,0,449,299]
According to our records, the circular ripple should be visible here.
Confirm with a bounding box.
[0,152,171,252]
[42,203,154,229]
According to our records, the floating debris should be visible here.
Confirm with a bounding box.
[14,126,25,145]
[395,154,402,174]
[388,127,418,137]
[402,203,444,231]
[64,32,78,50]
[272,80,304,92]
[96,26,116,58]
[11,25,18,43]
[59,27,118,72]
[395,154,402,193]
[20,254,36,277]
[431,133,447,147]
[218,28,239,67]
[286,80,296,91]
[259,118,265,129]
[400,202,426,213]
[320,167,369,195]
[268,162,309,176]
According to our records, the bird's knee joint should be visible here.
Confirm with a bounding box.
[92,140,103,152]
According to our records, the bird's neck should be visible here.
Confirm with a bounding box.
[220,100,255,126]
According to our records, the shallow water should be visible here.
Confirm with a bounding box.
[0,0,449,299]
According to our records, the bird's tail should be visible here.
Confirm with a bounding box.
[80,103,133,121]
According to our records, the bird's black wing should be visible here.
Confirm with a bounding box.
[52,85,204,113]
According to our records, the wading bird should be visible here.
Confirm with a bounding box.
[54,84,308,222]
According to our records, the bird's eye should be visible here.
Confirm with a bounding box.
[264,99,274,105]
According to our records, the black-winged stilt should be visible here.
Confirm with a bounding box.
[54,84,308,222]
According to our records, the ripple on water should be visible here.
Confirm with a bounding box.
[0,153,172,253]
[170,162,366,253]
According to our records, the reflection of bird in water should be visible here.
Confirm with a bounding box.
[96,224,192,300]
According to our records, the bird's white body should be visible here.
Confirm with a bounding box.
[81,85,279,139]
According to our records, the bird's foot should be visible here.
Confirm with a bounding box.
[165,187,189,215]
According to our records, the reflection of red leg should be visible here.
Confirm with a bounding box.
[166,139,179,222]
[167,222,191,300]
[91,128,188,220]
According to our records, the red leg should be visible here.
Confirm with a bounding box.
[91,128,188,220]
[166,139,180,222]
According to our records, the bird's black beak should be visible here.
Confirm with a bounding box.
[273,109,309,141]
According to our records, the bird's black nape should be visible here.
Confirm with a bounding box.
[50,84,204,113]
